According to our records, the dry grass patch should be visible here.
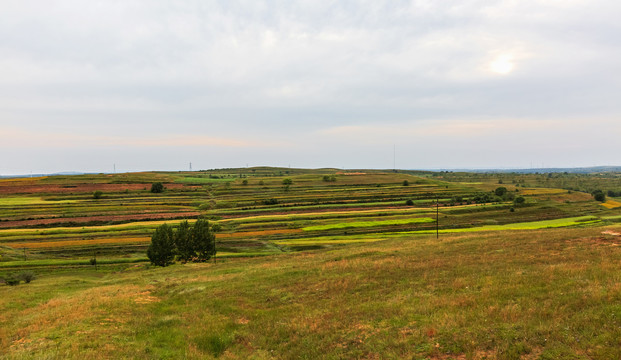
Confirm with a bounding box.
[601,199,621,209]
[8,237,150,249]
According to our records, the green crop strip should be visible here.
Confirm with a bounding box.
[302,217,435,231]
[392,216,600,235]
[0,197,78,206]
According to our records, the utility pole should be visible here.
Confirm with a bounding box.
[393,144,396,171]
[189,162,192,171]
[436,197,439,239]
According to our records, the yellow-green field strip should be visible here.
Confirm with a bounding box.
[275,216,602,245]
[302,217,435,231]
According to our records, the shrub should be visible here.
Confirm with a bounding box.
[150,182,164,193]
[402,180,409,186]
[514,196,526,205]
[90,258,97,266]
[282,178,293,185]
[405,199,414,206]
[263,198,279,205]
[93,190,103,199]
[19,271,35,283]
[5,275,20,286]
[495,187,508,197]
[242,179,248,185]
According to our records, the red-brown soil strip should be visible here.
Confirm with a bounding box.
[0,211,200,228]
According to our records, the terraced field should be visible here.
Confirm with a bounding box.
[4,168,621,358]
[1,167,618,269]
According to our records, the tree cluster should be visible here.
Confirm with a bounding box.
[592,190,606,202]
[147,219,217,267]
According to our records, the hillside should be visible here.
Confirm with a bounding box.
[2,168,621,358]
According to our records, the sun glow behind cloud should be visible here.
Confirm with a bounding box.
[489,54,515,75]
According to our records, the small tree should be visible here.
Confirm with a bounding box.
[175,220,195,263]
[151,182,164,193]
[93,190,103,199]
[592,190,606,202]
[193,218,216,262]
[147,224,175,266]
[402,180,409,186]
[494,187,508,197]
[405,199,414,206]
[282,178,293,186]
[514,196,526,206]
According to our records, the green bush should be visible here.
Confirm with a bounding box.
[405,199,414,206]
[402,180,409,186]
[5,275,20,286]
[19,271,36,283]
[150,182,164,193]
[263,198,279,205]
[93,190,103,199]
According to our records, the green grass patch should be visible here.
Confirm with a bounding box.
[0,197,78,206]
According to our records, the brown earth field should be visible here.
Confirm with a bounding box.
[0,211,200,228]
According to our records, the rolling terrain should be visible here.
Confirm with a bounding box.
[2,168,621,358]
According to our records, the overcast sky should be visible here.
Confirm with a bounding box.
[1,0,620,174]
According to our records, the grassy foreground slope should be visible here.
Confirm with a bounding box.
[3,226,621,359]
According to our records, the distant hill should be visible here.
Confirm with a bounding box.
[0,171,86,179]
[428,166,621,174]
